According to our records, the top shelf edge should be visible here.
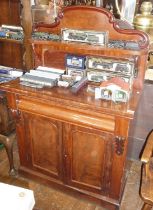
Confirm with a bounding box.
[29,39,148,56]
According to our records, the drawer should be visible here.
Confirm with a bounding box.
[17,97,115,132]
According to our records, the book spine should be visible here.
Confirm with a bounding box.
[0,69,10,74]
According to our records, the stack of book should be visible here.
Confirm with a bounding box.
[0,25,23,40]
[20,66,65,88]
[0,65,23,84]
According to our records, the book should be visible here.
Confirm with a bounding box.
[29,70,61,80]
[20,73,57,87]
[37,66,65,74]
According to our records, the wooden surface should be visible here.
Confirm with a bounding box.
[0,0,21,26]
[0,92,15,135]
[0,0,23,69]
[0,5,149,210]
[0,92,16,175]
[141,131,153,163]
[0,80,146,210]
[21,0,34,70]
[0,41,23,69]
[0,145,145,210]
[140,130,153,209]
[33,6,149,90]
[141,166,153,207]
[0,79,137,210]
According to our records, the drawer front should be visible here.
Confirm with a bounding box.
[17,97,115,132]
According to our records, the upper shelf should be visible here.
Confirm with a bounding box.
[31,6,149,90]
[30,39,148,57]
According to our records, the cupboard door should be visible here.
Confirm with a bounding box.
[17,111,63,181]
[63,123,114,195]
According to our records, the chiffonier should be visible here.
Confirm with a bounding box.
[0,6,149,210]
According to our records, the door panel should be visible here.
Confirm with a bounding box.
[21,112,63,180]
[64,124,114,194]
[72,130,105,187]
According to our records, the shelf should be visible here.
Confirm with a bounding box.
[30,39,147,57]
[0,38,23,44]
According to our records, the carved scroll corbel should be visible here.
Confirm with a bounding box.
[114,136,126,155]
[10,109,21,122]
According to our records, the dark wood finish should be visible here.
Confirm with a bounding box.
[141,204,153,210]
[0,0,21,26]
[0,5,149,210]
[21,0,34,70]
[0,132,17,176]
[0,92,15,135]
[0,41,23,69]
[0,92,16,175]
[0,0,23,69]
[0,80,136,210]
[33,6,149,90]
[0,145,143,210]
[140,130,153,210]
[19,112,63,180]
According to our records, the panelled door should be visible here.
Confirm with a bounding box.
[63,123,114,196]
[17,111,64,181]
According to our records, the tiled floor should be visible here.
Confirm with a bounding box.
[0,142,148,210]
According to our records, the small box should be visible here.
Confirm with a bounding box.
[87,70,133,89]
[87,70,107,83]
[86,56,135,76]
[67,68,86,81]
[66,54,86,69]
[62,28,108,46]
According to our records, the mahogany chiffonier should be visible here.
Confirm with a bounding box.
[0,6,149,210]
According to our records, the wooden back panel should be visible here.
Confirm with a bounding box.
[0,0,21,26]
[32,6,149,90]
[35,6,149,47]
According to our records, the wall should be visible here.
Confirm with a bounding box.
[128,81,153,160]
